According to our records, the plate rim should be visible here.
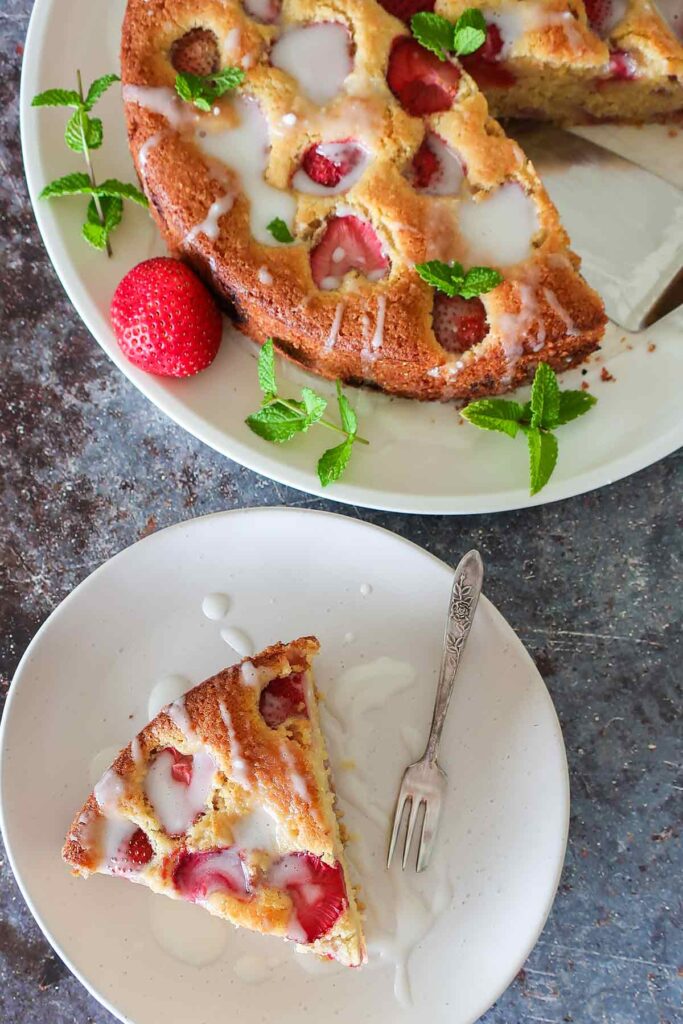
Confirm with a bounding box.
[18,0,683,514]
[0,505,570,1024]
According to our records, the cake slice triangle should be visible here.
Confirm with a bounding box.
[63,637,366,967]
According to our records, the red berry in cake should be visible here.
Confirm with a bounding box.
[606,49,638,79]
[259,673,308,728]
[584,0,626,36]
[173,847,250,901]
[387,37,461,115]
[461,23,516,89]
[376,0,435,23]
[301,140,364,188]
[267,853,348,943]
[110,258,222,378]
[432,294,489,353]
[125,828,154,867]
[310,215,389,290]
[408,132,464,195]
[161,747,194,786]
[170,27,220,76]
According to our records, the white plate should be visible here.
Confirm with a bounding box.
[0,507,568,1024]
[22,0,683,514]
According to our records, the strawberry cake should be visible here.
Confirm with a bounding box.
[435,0,683,123]
[120,0,607,401]
[63,637,366,968]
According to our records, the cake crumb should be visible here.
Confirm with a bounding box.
[648,342,656,353]
[581,381,590,391]
[668,128,678,138]
[600,367,615,383]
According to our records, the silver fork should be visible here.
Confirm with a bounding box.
[387,549,484,872]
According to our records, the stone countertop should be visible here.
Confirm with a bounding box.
[1,5,681,1022]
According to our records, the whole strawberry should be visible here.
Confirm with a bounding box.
[110,257,222,377]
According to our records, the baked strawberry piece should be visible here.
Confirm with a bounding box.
[310,215,389,290]
[433,294,489,354]
[300,140,365,188]
[62,638,366,967]
[110,258,222,378]
[387,37,461,115]
[460,23,517,89]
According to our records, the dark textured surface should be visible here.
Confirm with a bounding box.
[1,5,682,1023]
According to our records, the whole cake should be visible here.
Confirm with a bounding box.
[63,637,366,968]
[120,0,609,401]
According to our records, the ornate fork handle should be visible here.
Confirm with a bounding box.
[424,550,484,764]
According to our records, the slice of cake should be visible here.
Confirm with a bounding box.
[403,0,683,124]
[120,0,606,402]
[63,637,366,968]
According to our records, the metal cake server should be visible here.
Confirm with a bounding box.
[507,124,683,332]
[387,549,484,872]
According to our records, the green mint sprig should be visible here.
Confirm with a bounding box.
[32,71,147,256]
[416,259,502,299]
[267,217,295,244]
[411,8,487,61]
[461,363,597,495]
[246,339,368,487]
[175,67,245,112]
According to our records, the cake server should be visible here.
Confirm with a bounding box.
[508,124,683,332]
[387,549,483,872]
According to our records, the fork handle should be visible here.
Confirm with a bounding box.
[424,550,484,764]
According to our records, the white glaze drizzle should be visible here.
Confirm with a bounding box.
[201,592,231,620]
[184,193,235,244]
[194,96,296,245]
[122,84,195,132]
[270,23,352,105]
[324,302,345,352]
[458,184,539,267]
[219,699,251,787]
[280,743,311,804]
[257,266,273,285]
[144,749,216,835]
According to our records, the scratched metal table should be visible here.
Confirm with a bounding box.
[1,5,682,1022]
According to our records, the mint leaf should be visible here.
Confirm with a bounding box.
[84,73,120,110]
[461,266,503,299]
[96,179,148,206]
[318,437,355,487]
[453,8,487,56]
[267,217,295,244]
[410,12,454,60]
[527,429,558,496]
[336,380,357,436]
[416,259,502,298]
[39,171,92,199]
[175,67,244,111]
[530,362,560,429]
[461,398,525,438]
[257,339,277,400]
[415,259,464,297]
[65,109,103,152]
[555,389,597,425]
[301,387,327,424]
[32,88,82,108]
[82,194,123,250]
[246,402,308,444]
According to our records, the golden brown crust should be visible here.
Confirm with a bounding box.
[120,0,607,401]
[63,636,366,967]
